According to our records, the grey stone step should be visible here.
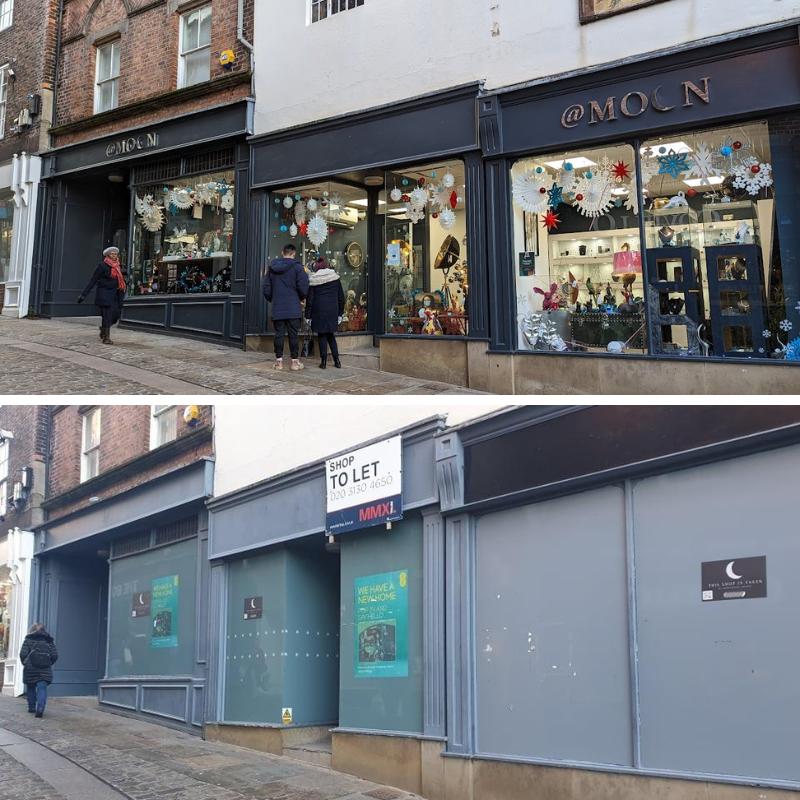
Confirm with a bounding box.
[282,736,333,768]
[338,347,380,371]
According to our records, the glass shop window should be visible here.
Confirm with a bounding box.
[269,181,369,332]
[0,190,14,283]
[381,161,469,336]
[511,144,646,355]
[130,170,234,296]
[640,121,789,360]
[179,5,212,87]
[0,565,12,661]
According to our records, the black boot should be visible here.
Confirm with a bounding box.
[102,326,113,345]
[333,356,342,368]
[99,325,104,340]
[319,354,327,369]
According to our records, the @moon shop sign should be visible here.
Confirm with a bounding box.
[326,436,403,535]
[701,556,767,602]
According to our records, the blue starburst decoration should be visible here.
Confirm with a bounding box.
[657,150,691,179]
[547,183,564,209]
[784,337,800,362]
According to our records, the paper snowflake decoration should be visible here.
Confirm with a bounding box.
[307,198,319,212]
[194,183,217,205]
[784,337,800,362]
[406,205,425,224]
[282,195,294,209]
[512,170,550,214]
[541,209,561,231]
[639,158,659,190]
[221,192,234,212]
[624,190,640,216]
[762,329,772,339]
[170,188,195,210]
[294,201,307,225]
[657,150,691,179]
[572,172,615,218]
[611,161,631,181]
[442,172,456,189]
[439,208,456,231]
[326,192,345,222]
[390,187,402,202]
[547,183,564,209]
[556,168,576,193]
[306,213,328,247]
[430,188,452,213]
[135,194,165,232]
[732,158,773,196]
[685,142,722,183]
[409,187,428,210]
[780,319,793,332]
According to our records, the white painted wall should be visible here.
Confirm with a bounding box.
[213,403,507,496]
[254,0,800,135]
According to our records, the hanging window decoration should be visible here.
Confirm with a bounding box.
[572,170,615,218]
[135,194,166,232]
[220,191,235,212]
[306,213,329,247]
[656,149,692,180]
[732,157,774,196]
[512,170,551,214]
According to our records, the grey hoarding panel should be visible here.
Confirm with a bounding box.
[633,444,800,782]
[475,486,632,765]
[339,516,423,733]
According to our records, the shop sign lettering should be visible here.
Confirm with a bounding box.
[105,132,160,158]
[561,77,711,129]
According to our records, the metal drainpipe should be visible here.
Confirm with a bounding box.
[237,0,254,93]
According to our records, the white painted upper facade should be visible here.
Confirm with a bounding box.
[212,403,507,497]
[254,0,800,136]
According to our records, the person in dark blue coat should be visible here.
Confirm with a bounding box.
[77,246,127,344]
[305,257,345,369]
[262,244,310,371]
[19,623,58,718]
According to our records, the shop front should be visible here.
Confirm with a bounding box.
[0,528,35,696]
[35,101,252,343]
[34,458,213,731]
[205,418,446,794]
[478,26,800,393]
[246,84,487,385]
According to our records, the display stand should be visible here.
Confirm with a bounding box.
[645,246,706,356]
[704,244,768,358]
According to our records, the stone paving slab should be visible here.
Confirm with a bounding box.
[0,317,482,396]
[0,697,422,800]
[0,748,69,800]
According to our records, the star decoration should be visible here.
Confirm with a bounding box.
[547,183,564,209]
[657,149,691,179]
[542,210,561,231]
[611,161,631,180]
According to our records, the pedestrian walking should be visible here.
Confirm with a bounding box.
[262,244,310,371]
[77,246,127,344]
[20,623,58,718]
[305,257,345,369]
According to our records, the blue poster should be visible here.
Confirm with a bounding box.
[151,575,179,649]
[354,570,408,678]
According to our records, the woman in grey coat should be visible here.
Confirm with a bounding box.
[19,623,58,718]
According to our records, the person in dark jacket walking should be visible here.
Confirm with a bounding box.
[305,257,345,369]
[77,246,127,344]
[262,244,310,371]
[19,623,58,718]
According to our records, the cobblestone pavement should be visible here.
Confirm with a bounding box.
[0,317,480,395]
[0,748,68,800]
[0,696,422,800]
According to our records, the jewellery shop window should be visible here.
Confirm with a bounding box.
[270,181,368,332]
[640,121,790,360]
[382,161,469,336]
[131,170,235,296]
[0,564,11,661]
[512,144,646,355]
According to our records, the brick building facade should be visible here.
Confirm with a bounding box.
[0,0,58,318]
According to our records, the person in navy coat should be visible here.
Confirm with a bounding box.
[77,246,127,344]
[305,257,345,369]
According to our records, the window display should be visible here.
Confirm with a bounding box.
[512,144,646,355]
[511,120,794,361]
[130,169,234,297]
[0,566,11,661]
[382,161,469,336]
[270,181,368,332]
[0,190,14,284]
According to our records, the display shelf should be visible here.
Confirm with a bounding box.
[161,252,232,262]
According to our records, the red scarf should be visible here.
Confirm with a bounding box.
[104,256,126,292]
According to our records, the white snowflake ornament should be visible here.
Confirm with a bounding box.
[686,142,723,183]
[307,198,319,212]
[306,214,328,247]
[289,224,298,237]
[294,201,307,225]
[512,170,550,214]
[221,192,234,212]
[442,172,455,188]
[390,187,402,202]
[409,187,428,210]
[732,158,773,196]
[283,196,294,209]
[170,188,194,210]
[439,208,456,231]
[135,194,165,232]
[572,171,615,218]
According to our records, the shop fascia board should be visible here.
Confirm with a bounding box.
[42,426,213,512]
[37,458,214,553]
[449,406,581,448]
[445,423,800,517]
[207,415,446,513]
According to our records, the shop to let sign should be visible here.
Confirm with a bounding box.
[326,436,403,534]
[701,556,767,602]
[354,570,409,678]
[151,575,179,648]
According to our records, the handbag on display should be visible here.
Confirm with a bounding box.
[613,242,642,272]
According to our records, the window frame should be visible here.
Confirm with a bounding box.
[309,0,364,23]
[94,40,120,114]
[177,4,212,89]
[150,405,178,450]
[0,65,8,139]
[0,438,8,518]
[0,0,13,32]
[80,407,102,483]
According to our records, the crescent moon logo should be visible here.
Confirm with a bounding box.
[138,593,144,605]
[250,598,257,610]
[725,561,743,580]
